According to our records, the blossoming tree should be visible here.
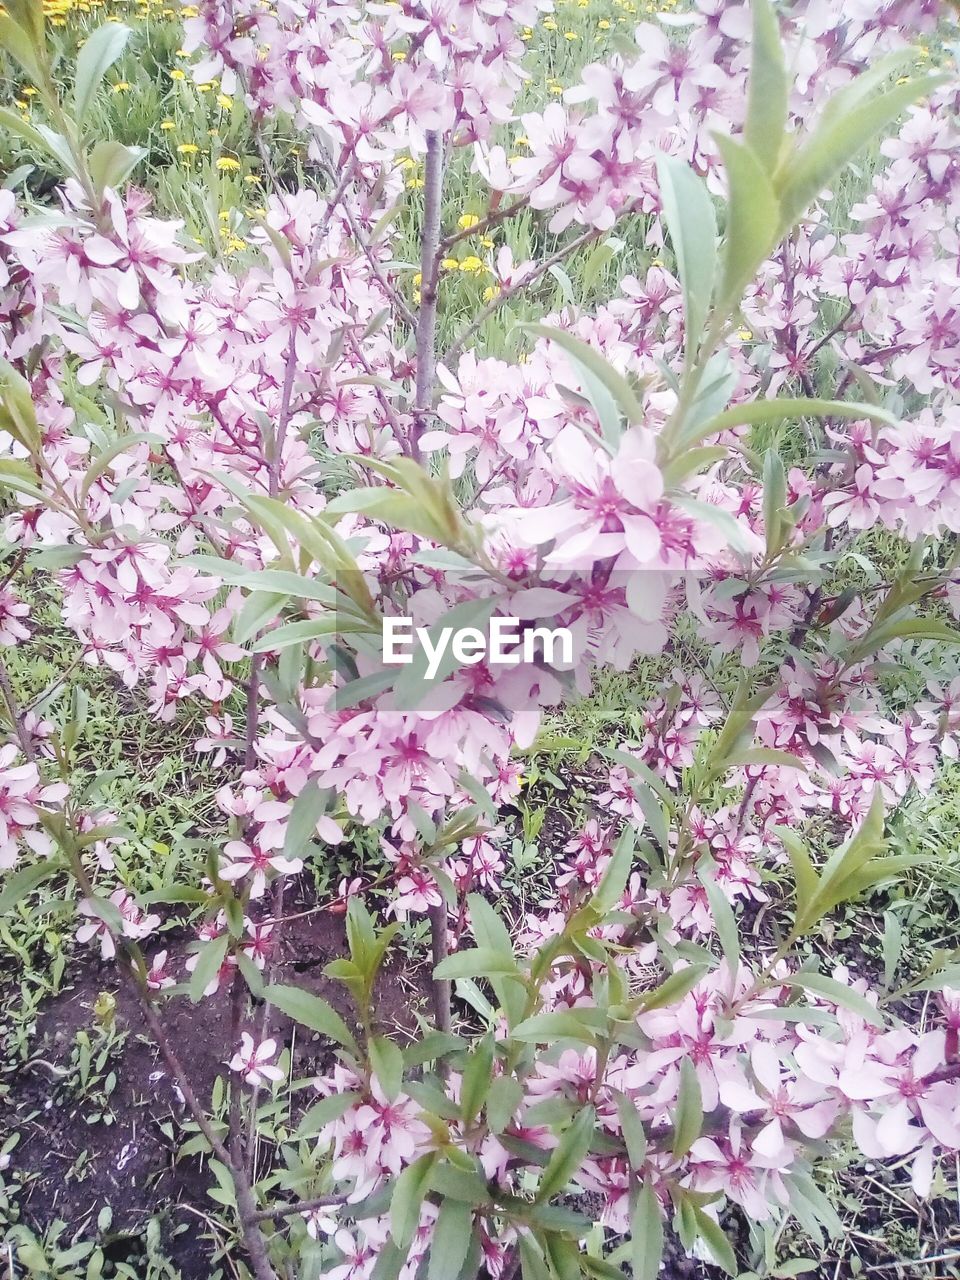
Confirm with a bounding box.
[1,0,960,1276]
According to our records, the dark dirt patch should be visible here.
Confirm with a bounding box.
[5,907,430,1278]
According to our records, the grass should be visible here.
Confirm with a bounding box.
[1,0,960,1276]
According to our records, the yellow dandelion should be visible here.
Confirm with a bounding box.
[543,16,557,29]
[217,156,242,170]
[244,174,260,184]
[219,210,231,221]
[160,119,175,130]
[738,327,753,341]
[520,26,533,39]
[441,257,458,270]
[22,86,38,96]
[459,256,486,274]
[217,93,233,109]
[457,213,480,231]
[598,18,610,27]
[197,82,213,92]
[113,81,130,92]
[564,30,577,39]
[480,237,494,248]
[170,68,186,80]
[392,49,406,60]
[412,271,423,287]
[549,83,563,94]
[175,48,188,56]
[406,176,424,189]
[177,142,200,154]
[482,284,501,302]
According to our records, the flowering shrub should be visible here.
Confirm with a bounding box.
[1,0,960,1277]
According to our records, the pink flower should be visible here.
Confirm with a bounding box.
[229,1033,284,1086]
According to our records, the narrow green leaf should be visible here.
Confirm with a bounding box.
[697,863,740,970]
[189,933,229,1004]
[74,23,132,125]
[714,136,780,319]
[780,972,884,1028]
[370,1035,405,1102]
[656,155,717,357]
[744,0,787,171]
[0,860,59,914]
[433,947,521,981]
[536,1107,595,1203]
[427,1199,474,1280]
[391,1153,437,1248]
[775,74,944,234]
[671,1058,703,1158]
[297,1090,360,1138]
[265,983,359,1052]
[631,1181,663,1280]
[459,1031,495,1127]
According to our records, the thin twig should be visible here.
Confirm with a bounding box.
[442,218,618,368]
[412,129,446,459]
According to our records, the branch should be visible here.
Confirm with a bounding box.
[411,129,446,458]
[442,218,615,368]
[435,195,531,257]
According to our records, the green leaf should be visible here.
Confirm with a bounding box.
[0,13,45,86]
[0,356,40,454]
[80,432,160,502]
[427,1198,474,1280]
[73,23,132,125]
[459,1031,495,1127]
[0,860,59,914]
[510,1009,606,1046]
[87,139,146,191]
[181,555,337,603]
[544,1234,586,1280]
[433,947,522,981]
[189,933,229,1003]
[780,972,884,1028]
[391,1153,437,1248]
[744,0,787,171]
[655,155,717,358]
[233,590,288,645]
[370,1035,405,1102]
[590,825,635,914]
[776,827,819,928]
[671,1058,703,1158]
[283,780,329,858]
[486,1074,523,1133]
[775,72,944,234]
[296,1090,360,1138]
[467,894,526,1029]
[392,596,499,711]
[637,964,709,1012]
[265,983,359,1053]
[615,1092,647,1170]
[520,1236,552,1280]
[714,136,780,320]
[631,1181,663,1280]
[0,106,68,170]
[523,324,645,426]
[691,1204,737,1275]
[697,863,740,970]
[762,447,787,554]
[536,1106,595,1203]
